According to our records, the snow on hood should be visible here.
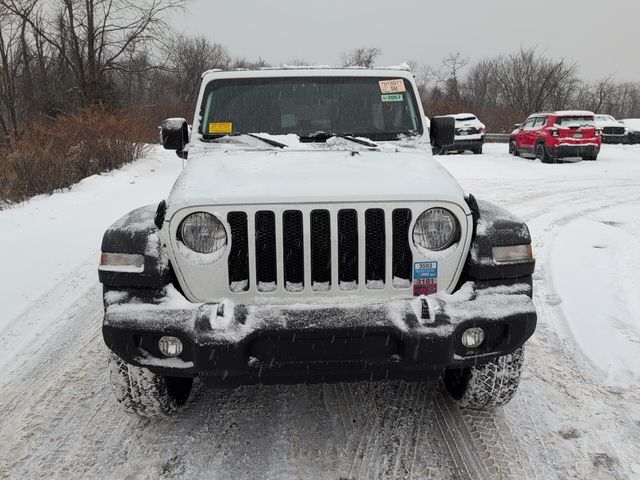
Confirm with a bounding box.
[167,144,466,212]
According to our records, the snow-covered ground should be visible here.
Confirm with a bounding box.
[1,143,639,479]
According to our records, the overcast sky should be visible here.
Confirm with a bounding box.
[172,0,639,81]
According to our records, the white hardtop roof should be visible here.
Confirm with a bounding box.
[201,67,415,81]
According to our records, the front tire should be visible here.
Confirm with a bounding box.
[443,347,525,409]
[108,352,193,417]
[509,141,519,157]
[472,145,483,155]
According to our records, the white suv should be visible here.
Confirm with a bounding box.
[98,68,537,417]
[437,113,486,155]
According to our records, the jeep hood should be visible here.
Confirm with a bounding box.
[166,149,467,213]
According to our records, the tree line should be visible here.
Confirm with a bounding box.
[1,0,640,144]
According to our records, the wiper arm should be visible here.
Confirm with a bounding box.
[298,131,379,148]
[203,132,287,149]
[243,133,288,149]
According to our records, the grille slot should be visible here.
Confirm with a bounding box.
[283,210,304,291]
[338,209,359,289]
[255,211,277,292]
[310,210,331,290]
[392,209,413,288]
[227,212,249,292]
[365,209,385,289]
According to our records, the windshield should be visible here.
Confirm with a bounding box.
[595,115,615,123]
[198,76,422,142]
[555,116,595,128]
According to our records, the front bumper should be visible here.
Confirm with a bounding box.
[103,282,536,386]
[548,143,600,158]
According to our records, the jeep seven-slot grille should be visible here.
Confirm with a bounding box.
[227,208,413,293]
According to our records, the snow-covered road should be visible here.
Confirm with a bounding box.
[1,144,639,479]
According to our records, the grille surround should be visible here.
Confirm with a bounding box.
[167,202,472,304]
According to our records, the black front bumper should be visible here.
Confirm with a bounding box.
[103,283,537,386]
[548,144,600,158]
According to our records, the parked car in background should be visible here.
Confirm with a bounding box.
[620,119,640,144]
[595,114,629,144]
[509,111,601,162]
[440,113,485,154]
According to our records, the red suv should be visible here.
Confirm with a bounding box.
[509,111,601,162]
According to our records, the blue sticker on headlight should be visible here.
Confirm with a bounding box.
[413,261,438,296]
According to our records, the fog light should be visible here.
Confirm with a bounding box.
[158,336,183,357]
[461,328,485,349]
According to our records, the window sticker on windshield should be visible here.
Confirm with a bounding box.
[381,93,404,102]
[379,79,406,94]
[413,261,438,296]
[208,122,233,134]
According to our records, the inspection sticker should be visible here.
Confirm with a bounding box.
[381,93,404,102]
[379,79,406,94]
[413,261,438,297]
[208,122,233,134]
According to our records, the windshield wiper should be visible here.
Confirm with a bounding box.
[203,132,287,149]
[298,131,379,148]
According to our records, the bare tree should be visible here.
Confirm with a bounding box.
[491,47,577,115]
[0,0,185,104]
[341,47,381,68]
[0,9,22,138]
[169,36,230,104]
[435,52,469,102]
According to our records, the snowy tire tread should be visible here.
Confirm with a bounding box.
[446,348,525,410]
[108,353,191,417]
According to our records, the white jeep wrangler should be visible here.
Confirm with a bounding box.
[99,68,537,417]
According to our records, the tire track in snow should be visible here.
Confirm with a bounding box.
[448,176,640,480]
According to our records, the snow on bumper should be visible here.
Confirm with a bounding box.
[102,282,536,385]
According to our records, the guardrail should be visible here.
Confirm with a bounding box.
[485,133,511,143]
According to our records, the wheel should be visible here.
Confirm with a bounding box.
[509,141,519,157]
[108,352,193,417]
[535,143,551,163]
[472,145,483,155]
[443,347,525,409]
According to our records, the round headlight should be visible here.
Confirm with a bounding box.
[413,208,459,251]
[179,212,227,254]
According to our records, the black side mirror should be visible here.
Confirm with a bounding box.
[514,123,523,130]
[430,116,455,148]
[160,118,189,157]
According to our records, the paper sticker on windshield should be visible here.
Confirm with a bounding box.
[381,93,404,102]
[208,122,233,134]
[379,79,406,94]
[413,261,438,297]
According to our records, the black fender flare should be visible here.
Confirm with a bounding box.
[99,204,172,289]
